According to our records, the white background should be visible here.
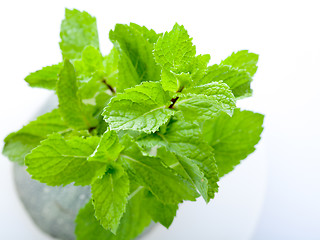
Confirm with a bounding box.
[0,0,320,239]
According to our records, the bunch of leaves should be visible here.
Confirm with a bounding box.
[2,8,264,240]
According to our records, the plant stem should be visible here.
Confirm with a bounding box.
[168,86,184,109]
[102,79,116,94]
[88,126,96,133]
[169,97,179,109]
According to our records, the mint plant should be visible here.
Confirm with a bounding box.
[2,8,264,240]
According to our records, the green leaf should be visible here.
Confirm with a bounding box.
[25,134,106,186]
[103,47,119,88]
[61,129,91,139]
[91,171,130,234]
[221,50,259,77]
[95,92,112,110]
[157,147,209,203]
[75,189,152,240]
[75,201,114,240]
[119,135,198,204]
[203,109,264,177]
[24,63,62,90]
[198,64,253,98]
[60,8,99,59]
[74,46,104,77]
[142,190,178,228]
[175,93,235,122]
[2,109,68,165]
[185,80,235,99]
[113,43,141,92]
[110,185,152,240]
[72,46,110,100]
[103,82,175,133]
[109,24,161,91]
[200,50,259,98]
[92,93,112,136]
[155,24,201,92]
[137,119,219,201]
[154,23,196,73]
[160,69,179,92]
[57,60,97,129]
[129,23,162,44]
[78,76,106,100]
[161,70,191,93]
[88,130,124,163]
[190,54,211,82]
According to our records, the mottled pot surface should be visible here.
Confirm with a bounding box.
[14,164,91,240]
[14,164,155,240]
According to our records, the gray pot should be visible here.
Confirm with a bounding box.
[14,164,91,240]
[14,164,155,240]
[11,96,90,239]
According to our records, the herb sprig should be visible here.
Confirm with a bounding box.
[2,8,264,240]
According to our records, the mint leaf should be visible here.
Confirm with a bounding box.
[88,130,124,163]
[111,185,152,240]
[157,147,209,203]
[61,129,91,139]
[103,82,175,133]
[129,23,162,44]
[2,109,68,165]
[75,201,114,240]
[155,24,208,92]
[78,76,106,100]
[189,54,211,82]
[109,24,161,91]
[160,69,180,92]
[154,23,196,73]
[74,46,104,77]
[142,190,178,228]
[92,93,112,135]
[175,93,235,122]
[95,91,112,110]
[103,47,119,88]
[185,81,235,98]
[198,50,259,98]
[203,109,264,177]
[221,50,259,77]
[113,44,140,92]
[119,135,198,204]
[161,70,191,93]
[57,60,97,129]
[137,119,219,201]
[198,64,253,98]
[91,171,130,234]
[76,188,152,240]
[60,8,99,59]
[24,63,62,90]
[25,134,106,186]
[73,46,110,100]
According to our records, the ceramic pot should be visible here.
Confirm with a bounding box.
[14,164,90,240]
